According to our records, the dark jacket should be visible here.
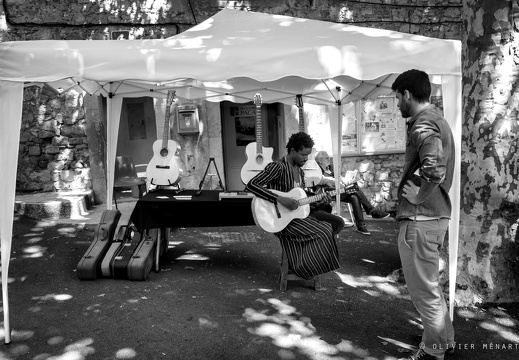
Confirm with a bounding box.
[396,105,455,220]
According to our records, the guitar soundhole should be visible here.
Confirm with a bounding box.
[160,148,169,157]
[255,154,264,164]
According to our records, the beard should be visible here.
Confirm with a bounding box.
[399,100,411,118]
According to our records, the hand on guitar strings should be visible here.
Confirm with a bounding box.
[315,192,332,206]
[277,196,299,211]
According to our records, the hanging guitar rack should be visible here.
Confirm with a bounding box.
[196,157,226,195]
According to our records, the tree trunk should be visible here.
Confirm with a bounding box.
[459,0,519,305]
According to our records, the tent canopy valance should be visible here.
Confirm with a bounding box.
[0,8,460,105]
[0,8,462,344]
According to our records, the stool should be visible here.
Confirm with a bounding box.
[279,248,322,291]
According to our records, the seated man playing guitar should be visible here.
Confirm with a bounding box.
[314,151,390,236]
[246,132,343,280]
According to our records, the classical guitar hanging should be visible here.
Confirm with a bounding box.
[240,93,274,184]
[146,90,183,186]
[296,94,323,187]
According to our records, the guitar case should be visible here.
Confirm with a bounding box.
[111,225,143,280]
[100,211,132,277]
[127,228,158,281]
[77,209,122,280]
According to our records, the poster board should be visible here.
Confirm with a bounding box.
[359,96,406,154]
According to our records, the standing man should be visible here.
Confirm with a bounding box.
[246,132,343,279]
[392,69,455,360]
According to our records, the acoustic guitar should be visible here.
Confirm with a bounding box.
[146,91,183,186]
[296,95,323,186]
[252,186,351,233]
[240,93,274,184]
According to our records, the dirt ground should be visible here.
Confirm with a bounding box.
[1,211,519,360]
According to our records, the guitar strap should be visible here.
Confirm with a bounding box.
[273,201,282,219]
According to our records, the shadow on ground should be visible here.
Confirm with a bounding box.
[1,214,518,359]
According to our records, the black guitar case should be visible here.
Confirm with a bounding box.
[100,212,132,277]
[127,228,158,281]
[111,225,143,280]
[77,209,121,280]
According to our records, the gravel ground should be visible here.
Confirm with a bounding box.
[1,212,518,360]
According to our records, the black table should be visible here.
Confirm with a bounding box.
[130,189,256,272]
[130,189,256,231]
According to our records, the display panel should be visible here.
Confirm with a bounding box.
[359,96,406,154]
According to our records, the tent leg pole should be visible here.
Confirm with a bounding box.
[335,96,342,218]
[2,285,10,344]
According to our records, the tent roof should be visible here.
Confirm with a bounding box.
[0,8,461,105]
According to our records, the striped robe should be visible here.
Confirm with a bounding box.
[246,157,341,279]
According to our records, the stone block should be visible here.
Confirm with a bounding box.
[42,119,57,131]
[28,145,41,156]
[20,132,32,143]
[47,99,61,110]
[60,170,75,182]
[38,130,54,138]
[375,170,389,181]
[68,137,83,145]
[45,145,60,154]
[52,136,69,146]
[48,161,66,171]
[29,170,51,182]
[57,149,74,162]
[60,124,85,137]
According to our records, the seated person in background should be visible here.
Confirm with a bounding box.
[246,133,343,279]
[314,151,390,236]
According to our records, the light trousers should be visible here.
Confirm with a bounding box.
[398,218,455,359]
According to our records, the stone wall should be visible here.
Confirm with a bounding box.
[17,86,91,192]
[341,154,405,212]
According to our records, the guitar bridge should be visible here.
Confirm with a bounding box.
[156,165,170,169]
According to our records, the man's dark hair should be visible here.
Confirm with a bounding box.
[286,132,314,152]
[391,69,431,103]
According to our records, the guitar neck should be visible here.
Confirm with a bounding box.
[298,107,305,133]
[162,93,174,148]
[297,188,345,206]
[162,107,171,148]
[255,103,263,154]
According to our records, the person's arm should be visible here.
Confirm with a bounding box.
[317,174,336,188]
[245,162,298,210]
[403,122,446,205]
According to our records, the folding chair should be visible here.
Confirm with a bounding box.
[113,156,147,209]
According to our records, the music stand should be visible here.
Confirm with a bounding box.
[196,158,225,195]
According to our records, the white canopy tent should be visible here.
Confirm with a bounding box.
[0,8,461,343]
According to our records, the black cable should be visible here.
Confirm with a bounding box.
[344,20,462,25]
[187,0,198,25]
[335,0,462,8]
